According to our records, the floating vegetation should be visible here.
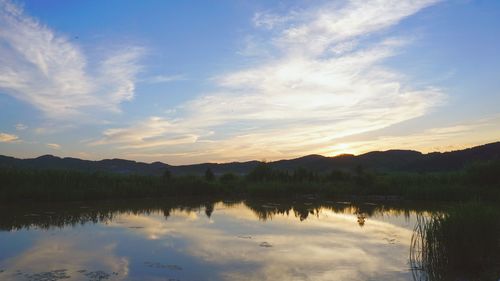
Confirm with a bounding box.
[83,270,111,281]
[265,203,281,206]
[383,237,396,244]
[237,235,252,239]
[261,205,275,209]
[144,262,183,270]
[259,242,272,248]
[24,269,70,281]
[2,269,120,281]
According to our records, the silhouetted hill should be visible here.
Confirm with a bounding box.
[1,142,499,175]
[355,150,423,171]
[404,142,500,172]
[170,161,261,175]
[0,155,170,175]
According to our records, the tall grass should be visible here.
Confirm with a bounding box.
[1,160,499,202]
[410,202,500,281]
[0,168,231,201]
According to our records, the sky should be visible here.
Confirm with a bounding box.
[0,0,499,164]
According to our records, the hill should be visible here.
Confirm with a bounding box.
[1,141,499,175]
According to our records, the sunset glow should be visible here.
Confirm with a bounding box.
[1,0,499,164]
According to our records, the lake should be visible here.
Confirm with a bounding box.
[0,198,440,281]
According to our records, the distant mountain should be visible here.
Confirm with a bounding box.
[1,142,499,175]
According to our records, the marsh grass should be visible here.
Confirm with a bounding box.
[411,202,500,281]
[0,168,230,201]
[1,160,499,202]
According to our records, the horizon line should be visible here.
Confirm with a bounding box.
[2,141,498,166]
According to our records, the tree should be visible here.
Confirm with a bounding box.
[293,167,313,182]
[220,172,237,183]
[163,169,172,181]
[246,162,274,182]
[205,168,215,181]
[328,169,349,182]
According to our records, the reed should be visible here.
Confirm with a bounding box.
[410,202,500,281]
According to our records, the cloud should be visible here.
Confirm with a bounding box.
[0,132,19,142]
[0,0,143,119]
[15,123,27,130]
[325,115,500,155]
[93,0,444,163]
[90,116,201,149]
[47,143,61,149]
[252,11,296,30]
[272,0,440,57]
[3,236,129,279]
[142,74,185,84]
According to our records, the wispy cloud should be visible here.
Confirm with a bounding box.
[272,0,440,57]
[0,0,143,118]
[0,132,19,142]
[93,0,444,163]
[327,115,500,155]
[46,143,61,149]
[15,123,27,131]
[252,10,297,30]
[141,74,185,84]
[91,116,200,149]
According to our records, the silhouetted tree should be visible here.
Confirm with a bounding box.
[293,167,314,182]
[205,168,215,181]
[220,172,237,183]
[163,169,172,182]
[353,165,374,186]
[328,169,349,182]
[355,165,364,176]
[247,162,274,182]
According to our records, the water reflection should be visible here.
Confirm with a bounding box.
[0,198,439,281]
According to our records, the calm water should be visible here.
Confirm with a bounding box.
[0,199,438,281]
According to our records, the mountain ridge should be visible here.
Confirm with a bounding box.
[1,141,499,175]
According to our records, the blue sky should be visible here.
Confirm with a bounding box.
[0,0,499,164]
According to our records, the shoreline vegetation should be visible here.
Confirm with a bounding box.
[411,203,500,280]
[1,160,499,203]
